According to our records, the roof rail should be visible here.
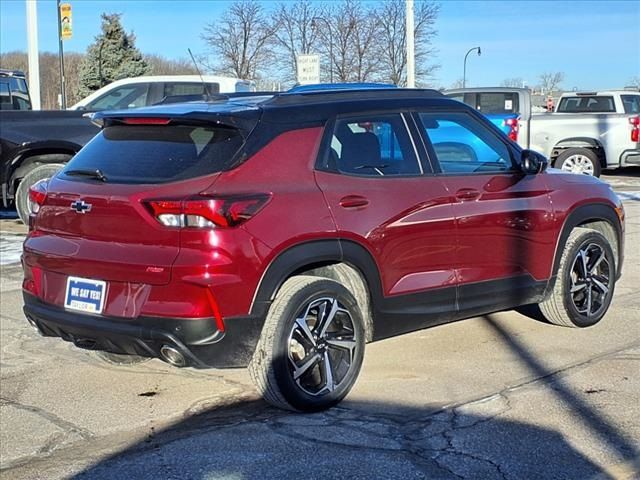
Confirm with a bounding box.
[288,82,397,93]
[266,87,443,106]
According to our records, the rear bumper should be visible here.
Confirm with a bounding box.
[23,292,264,368]
[620,149,640,166]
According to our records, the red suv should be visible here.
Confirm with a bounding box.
[22,88,625,411]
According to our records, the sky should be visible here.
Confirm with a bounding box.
[1,0,639,90]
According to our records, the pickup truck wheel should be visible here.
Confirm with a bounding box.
[555,148,601,177]
[539,228,615,328]
[15,163,65,224]
[249,276,365,412]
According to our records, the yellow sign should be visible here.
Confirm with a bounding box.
[60,3,72,40]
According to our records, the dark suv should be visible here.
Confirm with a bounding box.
[22,88,625,411]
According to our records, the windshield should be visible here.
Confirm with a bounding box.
[0,78,31,110]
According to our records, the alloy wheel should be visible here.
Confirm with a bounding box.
[569,243,611,318]
[560,155,595,175]
[287,297,358,396]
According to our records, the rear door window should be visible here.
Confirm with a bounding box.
[621,95,640,114]
[556,96,615,113]
[62,124,243,184]
[324,114,422,176]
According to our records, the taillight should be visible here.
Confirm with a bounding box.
[630,116,639,143]
[504,117,519,142]
[28,179,48,214]
[145,194,271,228]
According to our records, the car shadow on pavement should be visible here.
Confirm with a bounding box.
[66,398,608,480]
[64,314,639,480]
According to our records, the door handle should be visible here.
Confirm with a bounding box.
[339,195,369,209]
[455,188,481,201]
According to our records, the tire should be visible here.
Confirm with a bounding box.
[540,228,616,328]
[554,148,601,177]
[94,351,151,366]
[15,163,65,224]
[249,275,365,412]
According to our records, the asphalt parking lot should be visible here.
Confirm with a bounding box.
[1,169,639,479]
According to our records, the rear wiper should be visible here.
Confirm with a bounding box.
[65,169,108,182]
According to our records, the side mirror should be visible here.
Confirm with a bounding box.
[520,149,548,175]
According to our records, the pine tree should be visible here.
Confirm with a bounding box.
[78,13,150,97]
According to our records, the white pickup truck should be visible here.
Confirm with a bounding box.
[445,87,640,176]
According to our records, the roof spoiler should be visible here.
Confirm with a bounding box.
[86,109,259,132]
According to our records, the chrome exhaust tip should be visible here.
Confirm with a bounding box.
[160,345,186,367]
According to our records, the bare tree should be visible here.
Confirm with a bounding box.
[538,72,565,95]
[501,77,524,88]
[319,0,379,82]
[375,0,439,86]
[273,0,321,82]
[201,0,277,79]
[628,76,640,89]
[145,55,198,75]
[1,51,85,109]
[449,78,465,89]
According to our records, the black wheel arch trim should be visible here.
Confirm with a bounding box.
[3,140,81,186]
[551,203,623,283]
[250,238,384,318]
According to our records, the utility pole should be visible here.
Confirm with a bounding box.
[406,0,415,88]
[26,0,41,110]
[56,0,67,109]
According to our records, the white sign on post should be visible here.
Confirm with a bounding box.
[297,54,320,85]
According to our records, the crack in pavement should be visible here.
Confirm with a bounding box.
[0,397,94,441]
[2,341,638,478]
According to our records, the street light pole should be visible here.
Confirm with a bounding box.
[406,0,415,88]
[311,17,333,83]
[463,46,481,88]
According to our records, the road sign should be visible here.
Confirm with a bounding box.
[60,3,72,40]
[297,54,320,85]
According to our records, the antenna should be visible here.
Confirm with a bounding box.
[188,48,212,100]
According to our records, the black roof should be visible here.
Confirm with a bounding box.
[93,87,455,129]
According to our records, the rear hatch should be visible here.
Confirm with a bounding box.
[24,112,253,289]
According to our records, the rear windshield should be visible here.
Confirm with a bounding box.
[163,82,220,97]
[556,96,615,113]
[621,95,640,114]
[446,92,519,114]
[62,124,243,184]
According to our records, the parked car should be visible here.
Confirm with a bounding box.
[0,75,256,223]
[445,87,640,176]
[69,75,256,111]
[23,88,624,411]
[0,70,31,111]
